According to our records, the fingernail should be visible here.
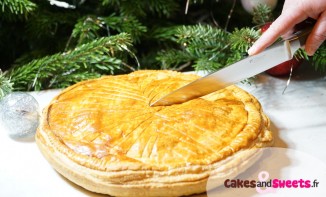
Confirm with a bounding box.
[305,46,315,56]
[248,47,256,56]
[306,49,313,56]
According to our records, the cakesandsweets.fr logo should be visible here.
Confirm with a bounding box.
[224,171,320,194]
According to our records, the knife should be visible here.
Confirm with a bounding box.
[150,28,311,107]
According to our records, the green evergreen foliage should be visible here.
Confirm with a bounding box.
[26,10,78,41]
[227,28,260,64]
[69,14,147,46]
[0,0,324,92]
[157,25,232,71]
[156,25,262,72]
[0,70,13,99]
[6,33,134,91]
[0,0,37,21]
[101,0,179,17]
[230,28,260,53]
[312,45,326,72]
[252,4,274,25]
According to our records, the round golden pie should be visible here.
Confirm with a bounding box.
[36,70,273,196]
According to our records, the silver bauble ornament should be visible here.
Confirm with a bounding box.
[0,92,40,138]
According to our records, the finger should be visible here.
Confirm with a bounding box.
[248,11,307,55]
[305,11,326,56]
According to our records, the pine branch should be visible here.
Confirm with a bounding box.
[101,0,145,17]
[227,27,259,68]
[225,52,243,66]
[311,44,326,72]
[156,49,195,70]
[252,4,273,25]
[156,24,233,72]
[48,72,101,89]
[69,14,147,48]
[145,0,179,18]
[101,0,178,18]
[6,33,134,91]
[101,14,147,42]
[0,70,13,99]
[176,25,230,59]
[71,15,103,46]
[151,26,179,42]
[156,25,264,72]
[294,48,309,61]
[229,27,260,53]
[26,10,79,40]
[228,27,258,83]
[0,0,37,21]
[193,58,224,71]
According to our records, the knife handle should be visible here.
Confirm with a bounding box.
[287,19,315,47]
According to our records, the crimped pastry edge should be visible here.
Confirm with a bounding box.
[35,70,273,196]
[36,127,266,196]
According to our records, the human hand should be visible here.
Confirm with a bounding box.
[248,0,326,56]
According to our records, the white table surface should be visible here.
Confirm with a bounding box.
[1,63,326,197]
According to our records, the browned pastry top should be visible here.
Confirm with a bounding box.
[38,70,272,171]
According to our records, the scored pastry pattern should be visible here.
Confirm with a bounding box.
[41,70,271,170]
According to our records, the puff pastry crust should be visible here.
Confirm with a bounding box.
[36,70,273,196]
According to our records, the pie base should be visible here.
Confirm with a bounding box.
[36,70,273,196]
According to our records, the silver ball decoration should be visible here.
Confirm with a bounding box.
[0,92,40,138]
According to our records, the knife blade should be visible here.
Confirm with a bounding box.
[150,28,310,107]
